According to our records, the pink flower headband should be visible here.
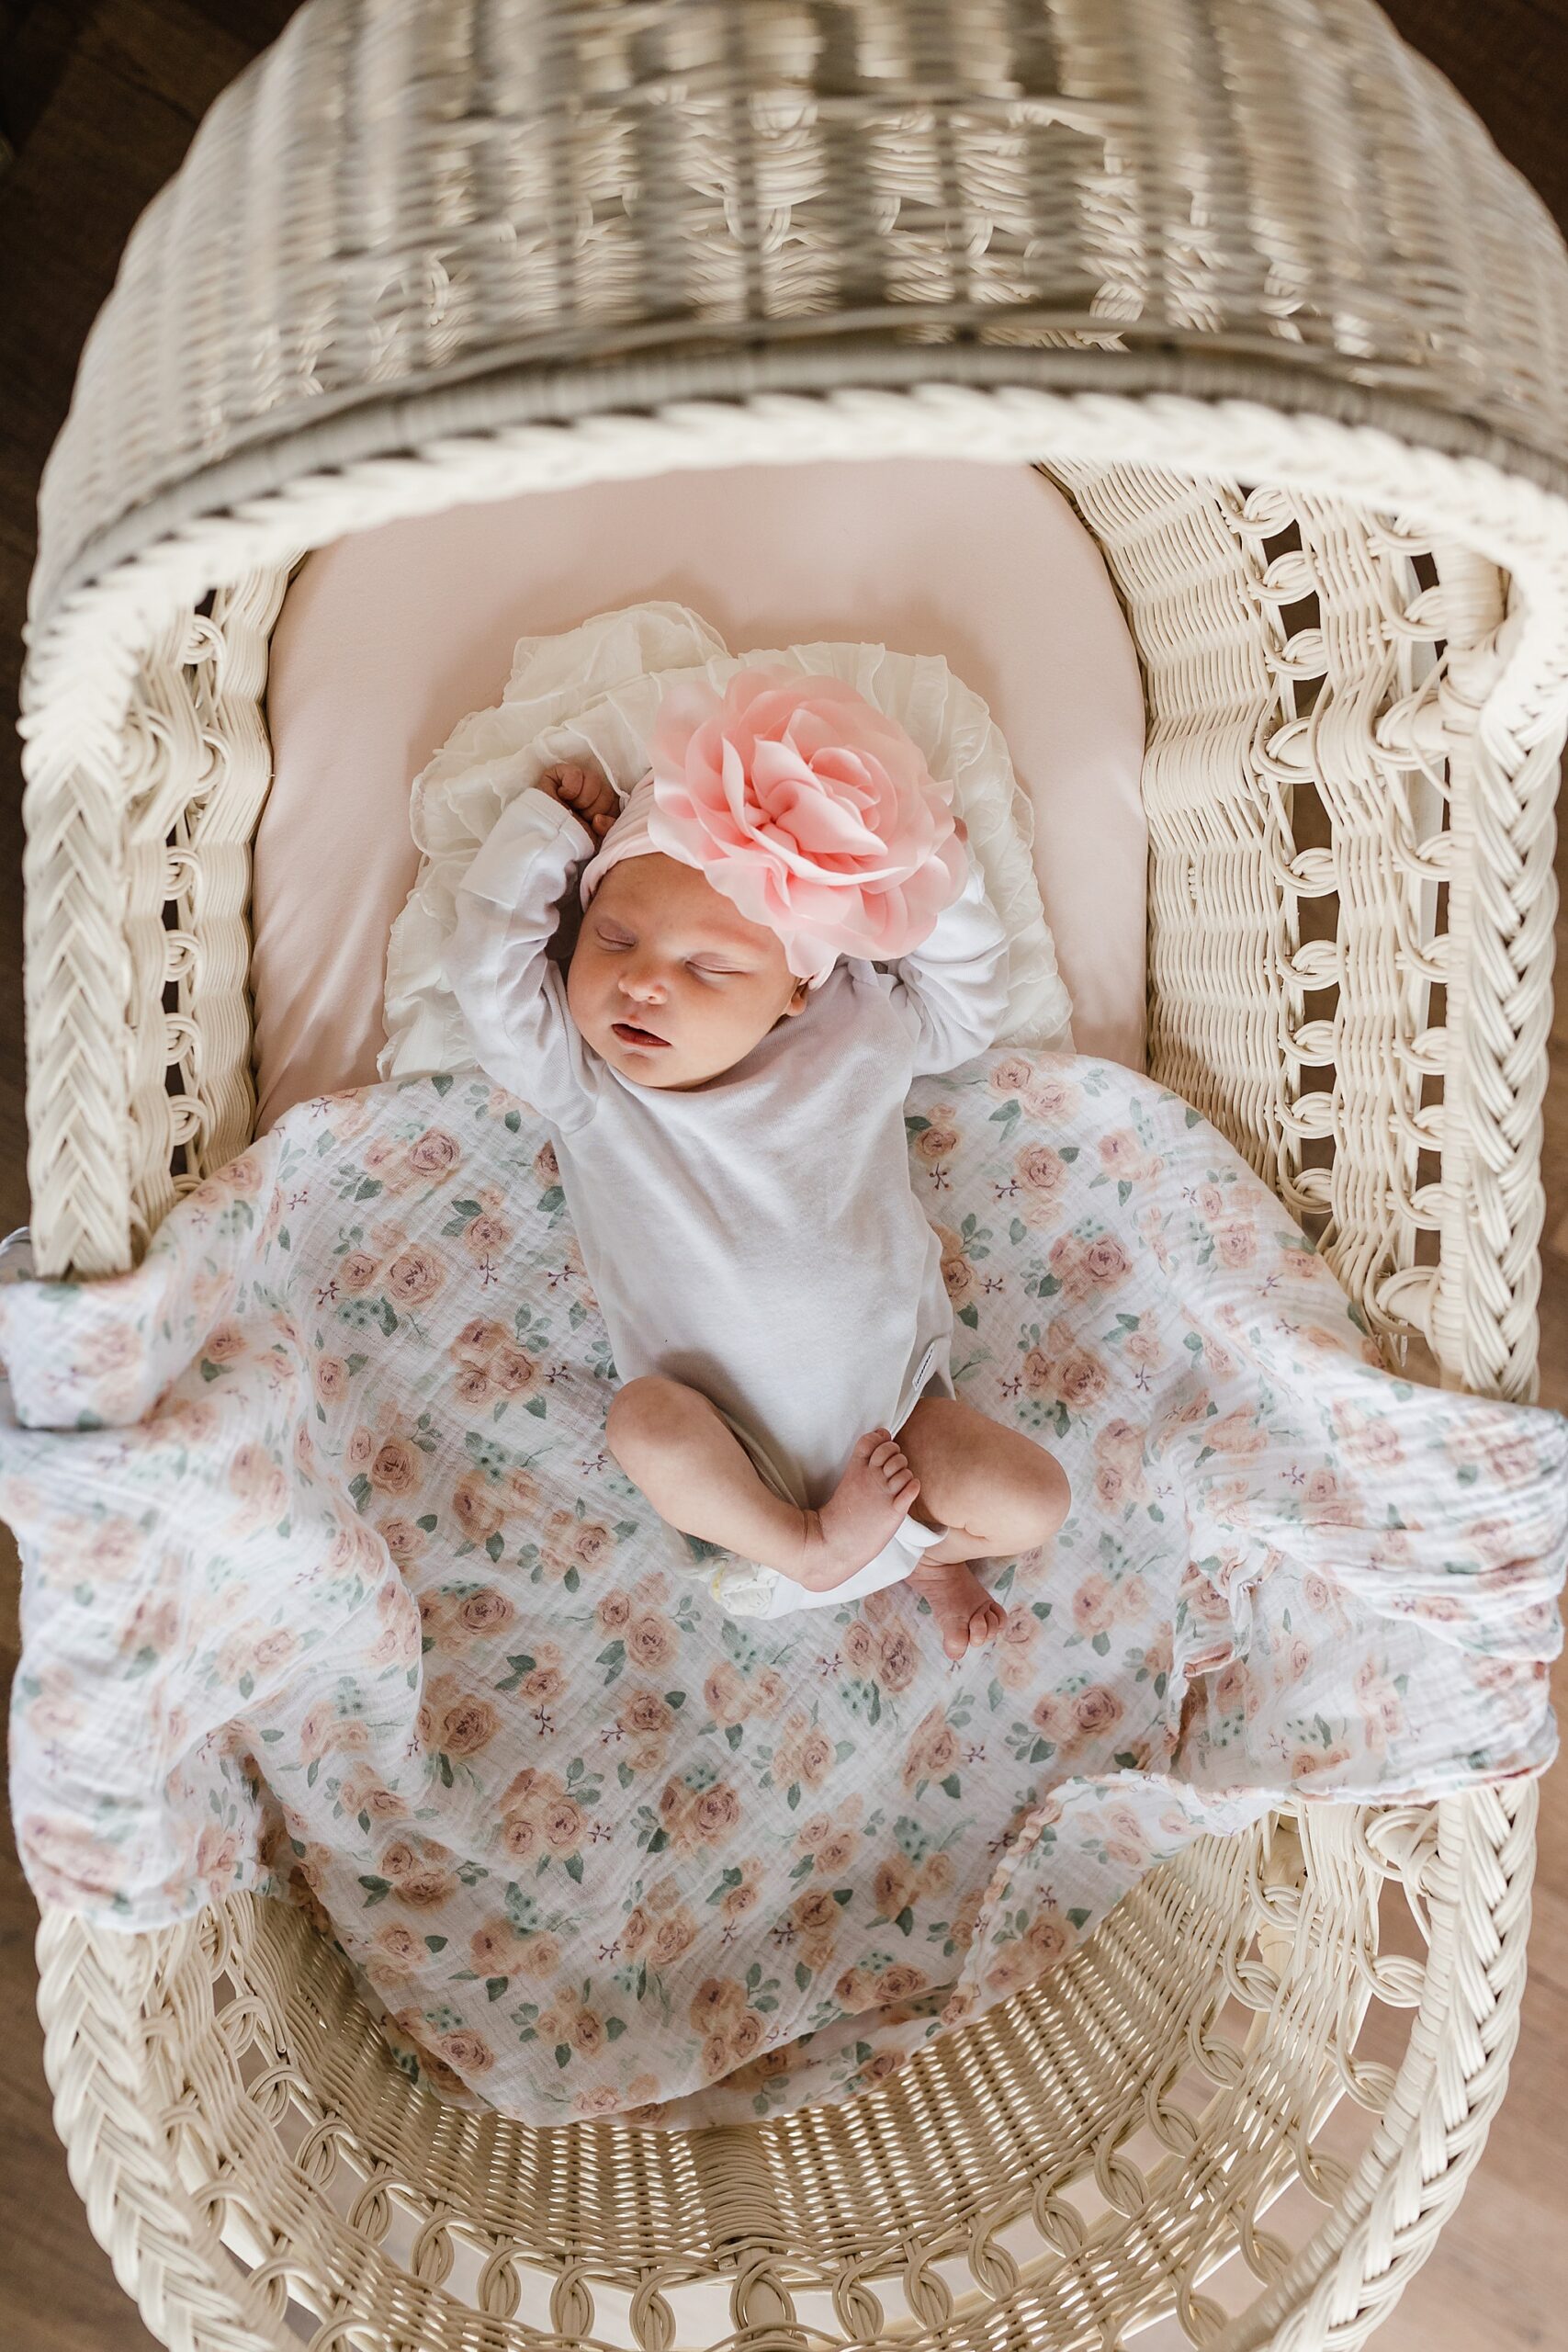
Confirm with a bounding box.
[579,667,965,987]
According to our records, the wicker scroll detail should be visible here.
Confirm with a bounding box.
[1048,465,1555,1398]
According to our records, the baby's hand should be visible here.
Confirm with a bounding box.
[538,762,620,842]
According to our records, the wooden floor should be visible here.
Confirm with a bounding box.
[0,5,1565,2348]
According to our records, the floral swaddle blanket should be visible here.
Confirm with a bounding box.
[2,1054,1562,2128]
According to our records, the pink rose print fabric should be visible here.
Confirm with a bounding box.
[2,1057,1562,2130]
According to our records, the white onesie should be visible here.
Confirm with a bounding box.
[443,786,1010,1617]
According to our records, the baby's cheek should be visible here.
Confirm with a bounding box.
[563,949,593,1017]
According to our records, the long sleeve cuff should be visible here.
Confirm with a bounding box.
[460,787,594,911]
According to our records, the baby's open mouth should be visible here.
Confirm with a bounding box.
[611,1020,671,1049]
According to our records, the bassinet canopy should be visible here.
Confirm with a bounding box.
[17,3,1567,2348]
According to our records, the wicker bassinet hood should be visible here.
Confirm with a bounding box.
[28,0,1568,636]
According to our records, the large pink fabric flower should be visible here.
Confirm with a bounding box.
[643,667,966,985]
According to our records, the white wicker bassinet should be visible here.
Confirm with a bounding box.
[17,4,1567,2347]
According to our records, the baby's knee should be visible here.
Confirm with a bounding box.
[604,1374,704,1468]
[1032,1449,1071,1539]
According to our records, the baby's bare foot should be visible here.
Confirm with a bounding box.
[794,1430,919,1594]
[908,1561,1006,1661]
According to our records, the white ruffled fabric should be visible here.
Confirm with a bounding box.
[380,603,1072,1081]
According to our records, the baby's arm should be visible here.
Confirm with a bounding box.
[442,777,610,1128]
[877,825,1012,1076]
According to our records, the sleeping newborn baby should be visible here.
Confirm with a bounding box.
[443,667,1068,1657]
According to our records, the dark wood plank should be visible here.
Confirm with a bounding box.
[1381,0,1568,227]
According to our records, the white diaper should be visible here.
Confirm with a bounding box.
[705,1342,952,1621]
[737,1503,951,1621]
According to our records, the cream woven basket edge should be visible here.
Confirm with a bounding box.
[16,4,1567,2349]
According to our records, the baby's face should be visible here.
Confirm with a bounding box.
[566,854,807,1089]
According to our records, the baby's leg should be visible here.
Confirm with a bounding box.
[897,1396,1071,1659]
[605,1375,922,1596]
[898,1395,1070,1563]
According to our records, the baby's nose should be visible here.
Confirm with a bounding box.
[621,971,666,1003]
